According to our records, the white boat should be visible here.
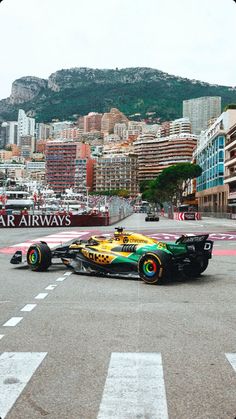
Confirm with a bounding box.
[0,189,34,211]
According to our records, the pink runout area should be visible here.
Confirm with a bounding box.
[213,249,236,256]
[0,230,235,255]
[0,230,93,254]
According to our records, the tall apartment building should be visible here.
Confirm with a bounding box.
[59,128,80,140]
[17,109,35,145]
[134,133,197,182]
[101,108,128,135]
[26,161,46,183]
[45,141,91,193]
[224,123,236,215]
[74,158,94,192]
[36,123,52,140]
[126,121,144,139]
[169,118,191,136]
[195,109,236,212]
[84,112,102,132]
[0,121,18,147]
[157,119,191,138]
[36,139,48,154]
[114,123,127,140]
[19,135,36,159]
[77,116,84,131]
[183,96,221,135]
[51,121,73,138]
[0,123,8,148]
[94,154,138,196]
[158,121,171,138]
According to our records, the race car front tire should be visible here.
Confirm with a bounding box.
[138,251,171,284]
[27,242,52,271]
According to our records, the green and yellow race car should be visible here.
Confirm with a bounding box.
[10,227,213,285]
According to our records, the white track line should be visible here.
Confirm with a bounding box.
[226,353,236,371]
[97,352,168,419]
[64,272,72,276]
[45,284,57,290]
[20,304,37,312]
[56,277,65,282]
[0,352,47,419]
[3,317,23,327]
[35,293,48,300]
[0,334,4,340]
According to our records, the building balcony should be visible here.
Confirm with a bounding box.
[228,191,236,199]
[225,136,236,150]
[224,173,236,183]
[225,156,236,166]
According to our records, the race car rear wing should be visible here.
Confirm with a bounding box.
[175,234,209,244]
[175,234,213,256]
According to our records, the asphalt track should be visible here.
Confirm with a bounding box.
[0,214,236,419]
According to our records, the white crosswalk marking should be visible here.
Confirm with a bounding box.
[97,352,168,419]
[226,353,236,371]
[0,352,47,419]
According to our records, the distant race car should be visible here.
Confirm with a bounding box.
[145,212,160,222]
[10,227,214,285]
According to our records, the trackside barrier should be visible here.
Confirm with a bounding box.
[107,197,133,225]
[0,214,109,228]
[173,212,201,221]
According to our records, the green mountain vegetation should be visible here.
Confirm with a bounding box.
[0,67,236,123]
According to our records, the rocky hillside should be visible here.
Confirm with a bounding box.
[0,67,236,122]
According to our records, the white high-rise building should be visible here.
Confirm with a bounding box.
[17,109,35,144]
[0,121,18,147]
[8,121,18,144]
[183,96,221,135]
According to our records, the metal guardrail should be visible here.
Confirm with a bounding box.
[200,212,236,219]
[107,196,133,225]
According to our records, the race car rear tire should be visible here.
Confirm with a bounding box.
[138,251,171,284]
[184,255,209,277]
[27,242,52,271]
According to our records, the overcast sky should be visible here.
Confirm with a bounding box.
[0,0,236,98]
